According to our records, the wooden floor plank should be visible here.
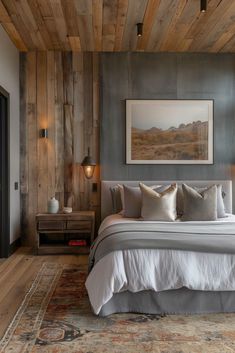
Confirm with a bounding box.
[0,247,88,338]
[0,247,31,276]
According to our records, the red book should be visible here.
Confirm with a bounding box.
[68,240,87,246]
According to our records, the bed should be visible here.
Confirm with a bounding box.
[86,180,235,316]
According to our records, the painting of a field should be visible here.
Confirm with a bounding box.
[126,100,213,164]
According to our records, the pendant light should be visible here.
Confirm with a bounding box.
[81,148,96,179]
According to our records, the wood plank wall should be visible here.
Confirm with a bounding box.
[20,52,100,245]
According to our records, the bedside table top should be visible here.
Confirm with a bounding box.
[36,211,95,221]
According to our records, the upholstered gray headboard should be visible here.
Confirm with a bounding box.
[101,180,232,220]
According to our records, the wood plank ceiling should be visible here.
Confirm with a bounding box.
[1,0,235,52]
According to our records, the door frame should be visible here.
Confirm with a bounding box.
[0,85,10,258]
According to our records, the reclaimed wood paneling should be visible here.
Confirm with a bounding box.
[102,0,118,51]
[37,51,48,213]
[20,52,100,245]
[92,0,103,51]
[19,53,28,244]
[47,51,56,200]
[26,52,37,245]
[0,0,27,51]
[3,0,235,53]
[72,53,83,211]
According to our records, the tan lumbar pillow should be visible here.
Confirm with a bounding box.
[139,183,177,222]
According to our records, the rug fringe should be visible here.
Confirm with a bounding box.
[0,263,62,352]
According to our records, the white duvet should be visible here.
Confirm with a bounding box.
[86,214,235,315]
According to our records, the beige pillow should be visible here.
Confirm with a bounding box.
[139,183,177,221]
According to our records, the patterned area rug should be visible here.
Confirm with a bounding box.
[1,263,235,353]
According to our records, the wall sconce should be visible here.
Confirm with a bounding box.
[40,128,48,138]
[200,0,207,12]
[81,148,96,179]
[136,23,143,37]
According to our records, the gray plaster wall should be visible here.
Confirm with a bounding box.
[100,53,235,211]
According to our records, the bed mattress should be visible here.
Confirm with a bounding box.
[86,214,235,315]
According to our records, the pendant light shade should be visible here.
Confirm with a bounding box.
[81,148,96,179]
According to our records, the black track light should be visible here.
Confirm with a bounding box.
[136,23,143,37]
[200,0,207,13]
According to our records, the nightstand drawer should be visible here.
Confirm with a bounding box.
[66,220,91,231]
[38,221,65,230]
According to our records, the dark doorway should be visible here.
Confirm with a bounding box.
[0,86,10,258]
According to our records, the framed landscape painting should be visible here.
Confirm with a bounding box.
[126,99,213,164]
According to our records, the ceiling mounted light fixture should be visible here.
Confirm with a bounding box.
[200,0,207,12]
[136,23,143,37]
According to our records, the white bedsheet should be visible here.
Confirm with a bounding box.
[86,214,235,315]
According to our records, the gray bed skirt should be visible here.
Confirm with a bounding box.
[99,288,235,317]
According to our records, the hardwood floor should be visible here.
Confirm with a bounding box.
[0,247,88,339]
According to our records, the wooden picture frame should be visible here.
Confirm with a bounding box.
[126,99,213,165]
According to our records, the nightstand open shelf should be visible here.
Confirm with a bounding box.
[35,211,95,255]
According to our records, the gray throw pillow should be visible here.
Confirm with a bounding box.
[177,184,226,218]
[181,184,217,221]
[110,186,122,214]
[123,184,171,218]
[140,183,177,221]
[194,185,226,218]
[216,185,227,218]
[123,185,141,218]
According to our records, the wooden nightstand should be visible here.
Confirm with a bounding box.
[35,211,95,255]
